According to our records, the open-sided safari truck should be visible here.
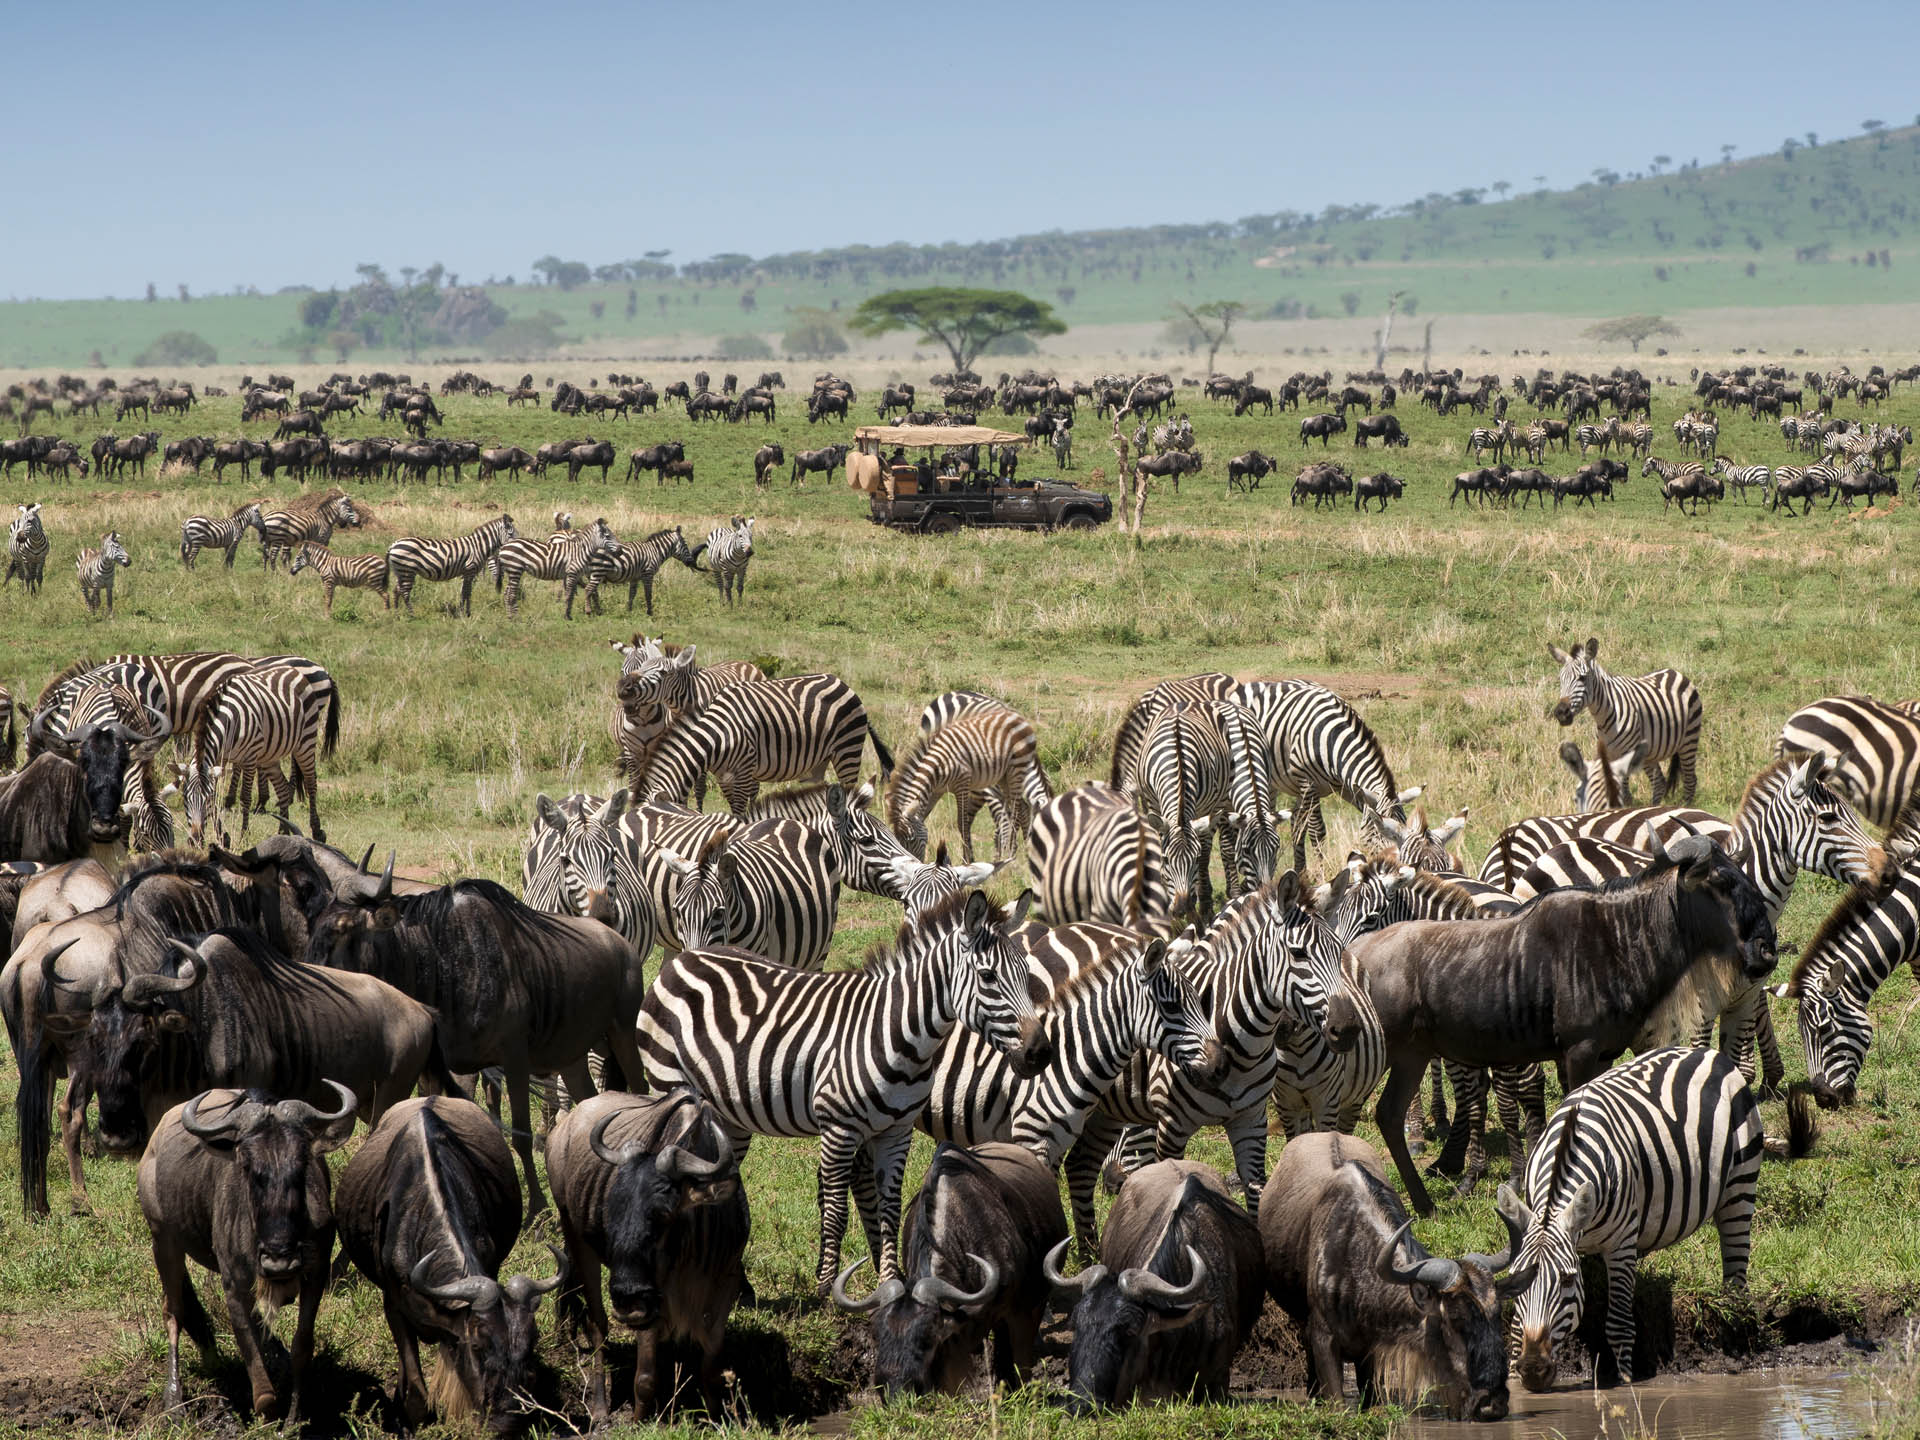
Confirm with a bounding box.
[850,425,1113,533]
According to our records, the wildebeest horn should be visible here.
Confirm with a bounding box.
[122,942,207,1005]
[1042,1237,1107,1298]
[911,1254,999,1309]
[341,850,397,903]
[1375,1220,1461,1291]
[1666,834,1712,866]
[273,1079,358,1131]
[1465,1186,1532,1274]
[1670,816,1702,838]
[36,938,82,997]
[1117,1246,1209,1309]
[182,1089,267,1141]
[27,708,76,759]
[358,843,376,874]
[656,1116,733,1182]
[502,1244,569,1303]
[587,1111,641,1168]
[831,1258,907,1314]
[409,1251,503,1310]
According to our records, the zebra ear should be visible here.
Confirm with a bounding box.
[658,847,698,880]
[1136,938,1168,976]
[1584,637,1600,657]
[1007,889,1036,928]
[1547,643,1568,663]
[598,789,630,827]
[535,794,567,834]
[1560,1179,1599,1236]
[1495,1182,1535,1233]
[1272,870,1300,910]
[1786,757,1814,798]
[1433,809,1469,846]
[1768,981,1794,999]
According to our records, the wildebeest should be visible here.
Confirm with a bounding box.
[625,441,686,483]
[7,857,113,951]
[477,446,536,480]
[1292,464,1353,508]
[309,856,647,1210]
[753,442,785,486]
[1352,414,1407,448]
[1045,1161,1264,1411]
[1225,450,1277,492]
[1354,473,1405,511]
[1300,413,1347,446]
[336,1097,564,1431]
[1327,835,1775,1214]
[834,1141,1067,1396]
[137,1083,353,1420]
[1449,465,1511,507]
[1,710,168,861]
[546,1088,749,1423]
[1136,449,1202,491]
[790,443,850,485]
[1259,1132,1527,1419]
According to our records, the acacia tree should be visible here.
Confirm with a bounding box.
[848,288,1065,374]
[1169,299,1247,375]
[1581,314,1682,352]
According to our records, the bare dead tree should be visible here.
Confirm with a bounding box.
[1105,376,1151,538]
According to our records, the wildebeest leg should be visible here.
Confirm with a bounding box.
[60,1079,92,1214]
[1305,1316,1346,1401]
[286,1269,323,1422]
[153,1233,214,1409]
[222,1274,281,1417]
[814,1124,862,1294]
[383,1295,432,1424]
[1375,1056,1433,1215]
[994,1309,1042,1388]
[505,1058,547,1214]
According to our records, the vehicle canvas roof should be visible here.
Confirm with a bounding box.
[853,425,1030,448]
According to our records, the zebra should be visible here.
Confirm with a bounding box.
[1478,805,1730,890]
[614,643,767,805]
[170,665,329,844]
[1511,836,1648,901]
[1640,456,1704,490]
[1549,637,1701,805]
[1573,422,1613,457]
[5,503,49,594]
[521,789,653,953]
[495,517,615,618]
[582,525,704,616]
[260,492,358,571]
[654,816,841,970]
[1468,420,1514,463]
[386,514,518,615]
[1371,804,1469,873]
[617,800,740,954]
[1711,458,1771,504]
[1623,421,1654,458]
[1500,1047,1770,1391]
[1208,699,1288,896]
[1136,701,1235,921]
[916,689,1010,737]
[635,673,895,816]
[1771,859,1920,1106]
[75,533,130,615]
[696,515,754,605]
[885,705,1051,862]
[1108,673,1236,799]
[179,503,266,570]
[1234,678,1421,870]
[1027,782,1170,933]
[1522,420,1549,463]
[1778,695,1920,847]
[287,542,390,613]
[637,889,1050,1290]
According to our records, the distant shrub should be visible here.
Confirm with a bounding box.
[483,310,567,357]
[133,330,216,366]
[717,333,774,360]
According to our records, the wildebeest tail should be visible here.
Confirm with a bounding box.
[419,1015,461,1098]
[1782,1082,1820,1160]
[16,1033,52,1215]
[868,722,895,778]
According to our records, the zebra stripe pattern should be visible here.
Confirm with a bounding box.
[1710,459,1772,503]
[496,518,615,618]
[521,789,653,952]
[1108,672,1236,798]
[617,800,738,953]
[287,543,390,613]
[583,525,703,616]
[656,816,841,970]
[1503,1047,1765,1390]
[386,514,518,615]
[1027,781,1170,933]
[179,503,265,570]
[636,889,1048,1289]
[1549,639,1702,804]
[1137,702,1234,920]
[260,492,358,570]
[175,664,328,843]
[5,503,50,594]
[1478,806,1730,889]
[697,515,754,605]
[1777,694,1920,841]
[886,704,1051,862]
[1208,699,1288,895]
[613,642,766,802]
[75,533,130,615]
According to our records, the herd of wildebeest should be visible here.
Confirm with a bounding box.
[4,588,1920,1431]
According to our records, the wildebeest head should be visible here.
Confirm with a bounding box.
[49,938,207,1152]
[312,848,403,962]
[834,1251,999,1397]
[27,706,169,843]
[407,1244,565,1432]
[1546,637,1601,723]
[180,1080,354,1286]
[1046,1235,1210,1411]
[590,1107,737,1331]
[535,789,628,928]
[1656,833,1776,981]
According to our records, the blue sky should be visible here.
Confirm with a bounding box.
[6,0,1917,300]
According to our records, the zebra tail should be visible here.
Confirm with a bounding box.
[687,542,709,572]
[1783,1083,1819,1160]
[321,687,341,760]
[868,722,895,778]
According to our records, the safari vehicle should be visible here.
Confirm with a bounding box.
[849,425,1113,534]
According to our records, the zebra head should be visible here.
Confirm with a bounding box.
[1777,959,1870,1109]
[102,532,131,568]
[1316,854,1414,948]
[1225,806,1290,895]
[1357,786,1424,850]
[1131,935,1223,1086]
[287,545,316,577]
[1370,804,1467,872]
[171,758,222,848]
[938,888,1053,1078]
[1547,639,1601,723]
[1157,814,1213,921]
[537,789,628,928]
[659,829,733,949]
[1498,1169,1594,1393]
[1757,754,1892,894]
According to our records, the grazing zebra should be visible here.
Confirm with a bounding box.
[637,889,1050,1290]
[75,533,130,615]
[1109,673,1236,799]
[287,542,390,613]
[696,515,754,605]
[635,673,895,815]
[1549,637,1701,804]
[521,789,653,953]
[1501,1048,1772,1391]
[496,517,615,618]
[1027,782,1171,933]
[916,689,1010,736]
[655,817,840,970]
[1478,805,1731,890]
[1234,678,1420,870]
[260,491,358,571]
[179,503,266,570]
[886,705,1051,862]
[1136,702,1234,920]
[582,525,704,616]
[171,665,329,844]
[5,503,50,594]
[386,513,518,615]
[1711,458,1771,504]
[1777,695,1920,844]
[1372,805,1469,873]
[1771,859,1920,1106]
[1574,422,1613,457]
[1209,699,1288,896]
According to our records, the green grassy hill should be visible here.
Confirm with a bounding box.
[7,125,1920,368]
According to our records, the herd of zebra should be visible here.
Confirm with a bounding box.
[6,498,758,619]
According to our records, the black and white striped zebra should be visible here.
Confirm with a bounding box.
[1772,858,1920,1106]
[260,492,358,571]
[655,816,840,970]
[1478,805,1730,890]
[1234,678,1420,870]
[1510,836,1648,901]
[1027,782,1170,934]
[5,503,50,594]
[495,517,615,618]
[1710,458,1771,504]
[1574,422,1613,457]
[617,800,737,953]
[287,542,390,613]
[1109,673,1236,799]
[1208,699,1288,896]
[1136,701,1234,921]
[179,503,266,570]
[75,532,130,615]
[636,673,895,815]
[1623,421,1654,458]
[886,704,1051,862]
[1549,637,1702,804]
[521,789,653,953]
[696,515,754,604]
[386,513,518,615]
[1500,1047,1767,1390]
[583,525,704,616]
[1640,455,1704,489]
[636,889,1050,1290]
[1778,695,1920,845]
[1468,422,1513,462]
[171,664,329,843]
[613,642,766,801]
[1372,804,1469,873]
[916,689,1010,736]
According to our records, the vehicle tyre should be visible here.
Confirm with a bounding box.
[925,513,962,534]
[1062,512,1099,530]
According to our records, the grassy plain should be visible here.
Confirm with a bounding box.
[2,362,1920,1435]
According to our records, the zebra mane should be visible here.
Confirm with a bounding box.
[1389,864,1483,919]
[276,485,347,517]
[640,526,682,546]
[864,888,1004,976]
[34,657,104,713]
[1539,1098,1582,1225]
[1125,816,1148,930]
[1736,756,1802,820]
[228,499,260,519]
[1788,883,1887,996]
